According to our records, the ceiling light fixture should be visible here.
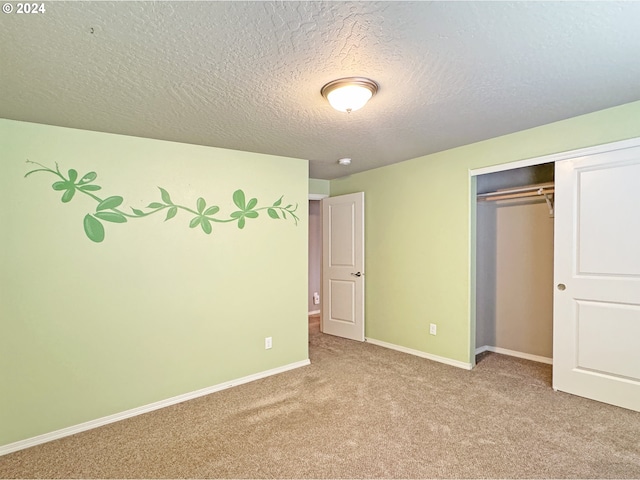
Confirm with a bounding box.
[321,77,378,113]
[337,157,352,166]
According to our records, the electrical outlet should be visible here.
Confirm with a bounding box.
[429,323,437,335]
[265,337,272,349]
[313,292,320,305]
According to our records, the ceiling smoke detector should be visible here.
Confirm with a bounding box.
[337,157,352,166]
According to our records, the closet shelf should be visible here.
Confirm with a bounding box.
[477,182,554,215]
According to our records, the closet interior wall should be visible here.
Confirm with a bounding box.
[476,163,555,361]
[308,200,322,313]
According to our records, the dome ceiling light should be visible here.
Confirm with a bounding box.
[321,77,378,113]
[337,157,352,166]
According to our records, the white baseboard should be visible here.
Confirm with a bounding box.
[365,337,472,370]
[476,345,553,365]
[0,359,310,457]
[308,310,320,315]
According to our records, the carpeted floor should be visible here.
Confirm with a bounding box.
[1,316,639,478]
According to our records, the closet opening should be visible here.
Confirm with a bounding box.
[474,162,555,366]
[308,200,322,327]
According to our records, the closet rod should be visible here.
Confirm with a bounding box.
[477,182,554,202]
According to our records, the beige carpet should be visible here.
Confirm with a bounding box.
[1,316,640,478]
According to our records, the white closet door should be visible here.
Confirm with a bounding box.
[553,145,640,411]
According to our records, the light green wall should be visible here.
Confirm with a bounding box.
[309,178,330,196]
[331,100,640,364]
[0,120,308,446]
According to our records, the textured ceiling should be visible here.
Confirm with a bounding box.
[2,1,640,179]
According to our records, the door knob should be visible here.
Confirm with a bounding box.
[351,272,362,277]
[557,283,566,291]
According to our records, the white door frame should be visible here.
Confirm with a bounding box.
[309,193,329,201]
[468,137,640,368]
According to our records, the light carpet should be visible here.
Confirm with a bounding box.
[1,317,639,478]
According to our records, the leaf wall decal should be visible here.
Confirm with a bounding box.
[61,188,75,203]
[96,196,124,211]
[26,161,300,243]
[267,208,279,219]
[83,214,105,243]
[159,187,172,204]
[94,212,127,223]
[79,172,97,184]
[165,207,178,221]
[233,190,246,210]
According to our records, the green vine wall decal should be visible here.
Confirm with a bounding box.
[25,161,299,243]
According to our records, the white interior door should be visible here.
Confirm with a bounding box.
[322,192,364,341]
[554,145,640,411]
